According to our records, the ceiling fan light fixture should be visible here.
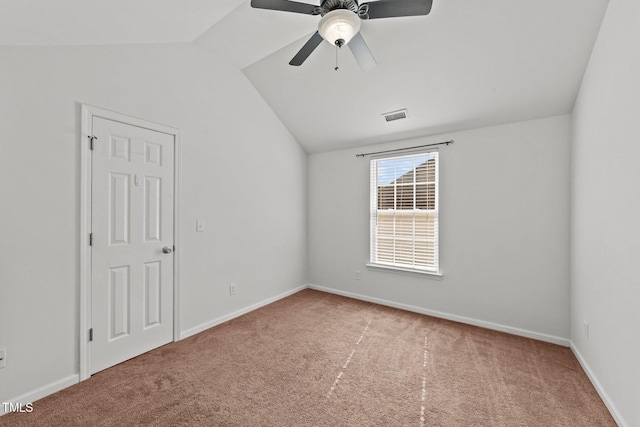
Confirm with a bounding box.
[318,9,361,46]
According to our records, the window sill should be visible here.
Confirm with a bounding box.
[366,263,443,280]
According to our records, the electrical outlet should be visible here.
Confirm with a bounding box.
[355,270,361,280]
[584,321,589,341]
[229,283,237,296]
[0,348,6,369]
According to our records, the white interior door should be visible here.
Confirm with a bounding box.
[90,117,174,374]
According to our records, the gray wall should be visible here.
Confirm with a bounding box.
[0,43,307,404]
[571,0,640,425]
[308,115,571,341]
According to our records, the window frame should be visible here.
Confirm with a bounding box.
[368,150,442,278]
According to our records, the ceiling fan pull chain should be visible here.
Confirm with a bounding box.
[335,45,339,71]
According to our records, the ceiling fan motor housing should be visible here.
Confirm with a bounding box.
[319,0,359,15]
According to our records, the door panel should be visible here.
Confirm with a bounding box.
[109,266,130,340]
[144,261,161,328]
[144,176,162,242]
[91,117,174,375]
[109,173,130,245]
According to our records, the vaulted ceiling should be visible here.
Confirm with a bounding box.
[0,0,609,153]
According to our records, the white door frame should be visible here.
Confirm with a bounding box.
[79,104,182,381]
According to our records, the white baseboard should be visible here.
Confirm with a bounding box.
[1,374,79,416]
[570,342,626,427]
[180,285,308,340]
[308,284,570,347]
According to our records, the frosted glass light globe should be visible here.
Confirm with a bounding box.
[318,9,361,46]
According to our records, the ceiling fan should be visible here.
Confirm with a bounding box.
[250,0,433,71]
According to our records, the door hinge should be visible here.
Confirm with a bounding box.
[89,233,93,246]
[88,135,98,150]
[89,328,93,342]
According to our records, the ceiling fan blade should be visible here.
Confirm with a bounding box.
[362,0,432,19]
[348,33,377,72]
[251,0,319,15]
[289,32,324,66]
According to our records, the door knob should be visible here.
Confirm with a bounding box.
[162,246,173,254]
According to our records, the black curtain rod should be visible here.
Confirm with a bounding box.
[355,140,454,158]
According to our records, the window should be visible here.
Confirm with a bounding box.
[369,151,439,274]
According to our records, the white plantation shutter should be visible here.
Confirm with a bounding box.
[370,151,439,272]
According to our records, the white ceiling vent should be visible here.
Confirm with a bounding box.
[383,108,408,122]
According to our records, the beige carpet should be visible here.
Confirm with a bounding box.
[2,289,615,426]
